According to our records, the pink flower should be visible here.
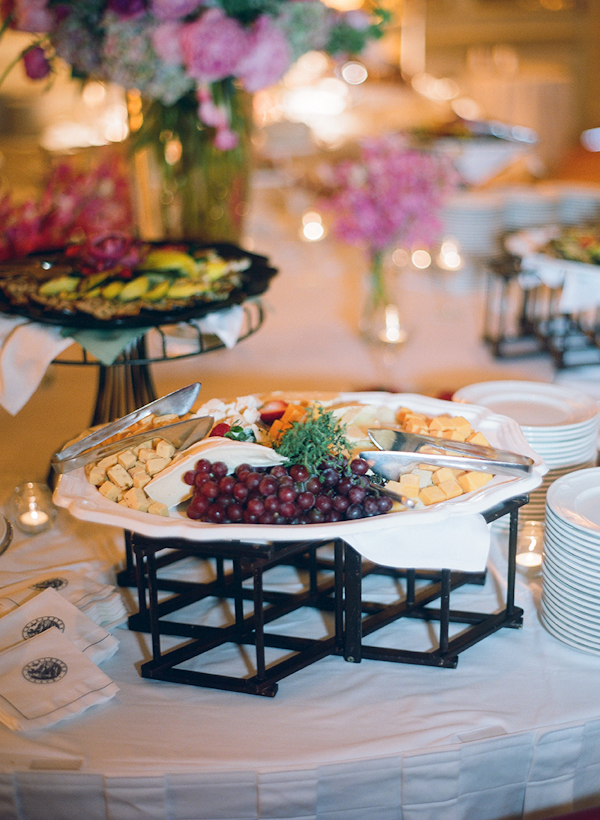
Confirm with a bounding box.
[150,0,202,22]
[322,134,458,254]
[214,127,239,151]
[237,15,291,93]
[22,45,51,79]
[13,0,53,33]
[180,8,250,83]
[151,21,184,65]
[198,97,229,130]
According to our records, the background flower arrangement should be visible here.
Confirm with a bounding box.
[320,134,459,343]
[1,0,389,150]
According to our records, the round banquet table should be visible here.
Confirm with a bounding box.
[1,176,599,820]
[1,504,600,820]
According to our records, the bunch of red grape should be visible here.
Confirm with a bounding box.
[183,457,393,525]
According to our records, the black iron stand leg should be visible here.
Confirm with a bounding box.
[439,569,451,655]
[344,544,363,663]
[233,558,244,631]
[334,539,344,653]
[308,546,318,595]
[406,568,415,605]
[146,550,162,663]
[253,564,266,680]
[506,505,520,616]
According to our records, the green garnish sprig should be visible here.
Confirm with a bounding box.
[274,404,352,473]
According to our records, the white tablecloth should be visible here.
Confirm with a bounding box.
[0,504,599,820]
[0,176,597,820]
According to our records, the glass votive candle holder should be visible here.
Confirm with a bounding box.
[8,482,57,535]
[515,519,545,576]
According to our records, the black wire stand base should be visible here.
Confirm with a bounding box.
[126,495,527,696]
[129,535,345,697]
[343,495,527,669]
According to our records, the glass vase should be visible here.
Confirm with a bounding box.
[127,83,252,245]
[359,249,408,345]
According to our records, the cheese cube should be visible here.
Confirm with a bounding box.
[117,449,137,470]
[87,465,106,486]
[466,431,490,447]
[131,469,151,489]
[445,415,472,433]
[146,456,171,476]
[156,440,176,459]
[99,480,121,502]
[97,454,118,472]
[147,501,169,516]
[428,415,454,431]
[443,429,469,441]
[122,488,151,512]
[404,420,428,434]
[419,485,446,506]
[417,462,438,472]
[137,447,155,463]
[437,478,463,500]
[432,467,456,485]
[457,471,493,494]
[107,464,134,489]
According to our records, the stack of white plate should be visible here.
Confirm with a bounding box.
[502,187,558,231]
[452,381,600,523]
[556,184,600,226]
[542,468,600,655]
[441,191,504,258]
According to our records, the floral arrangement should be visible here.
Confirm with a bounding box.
[1,0,388,150]
[0,152,134,260]
[321,134,459,257]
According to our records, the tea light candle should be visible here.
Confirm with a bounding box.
[515,551,543,568]
[8,482,56,535]
[19,509,50,530]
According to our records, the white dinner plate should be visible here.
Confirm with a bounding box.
[453,381,599,432]
[541,606,600,652]
[545,509,600,551]
[542,571,600,616]
[54,392,547,545]
[542,557,600,598]
[541,599,600,642]
[541,610,600,656]
[542,553,600,597]
[543,530,600,569]
[546,468,600,534]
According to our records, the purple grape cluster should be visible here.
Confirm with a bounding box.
[184,457,393,525]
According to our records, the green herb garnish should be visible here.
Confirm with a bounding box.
[223,424,255,442]
[274,404,351,472]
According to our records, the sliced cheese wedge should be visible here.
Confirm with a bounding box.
[145,437,288,509]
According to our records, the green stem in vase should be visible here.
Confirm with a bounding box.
[128,82,252,244]
[368,249,387,308]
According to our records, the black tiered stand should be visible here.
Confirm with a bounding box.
[125,494,528,696]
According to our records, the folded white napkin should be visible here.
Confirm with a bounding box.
[193,305,245,349]
[159,305,246,357]
[0,588,118,665]
[0,316,73,415]
[0,629,118,731]
[342,513,491,573]
[0,570,129,629]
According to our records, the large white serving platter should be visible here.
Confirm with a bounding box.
[53,392,547,543]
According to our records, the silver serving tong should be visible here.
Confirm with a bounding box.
[51,415,214,474]
[361,427,534,481]
[51,383,204,474]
